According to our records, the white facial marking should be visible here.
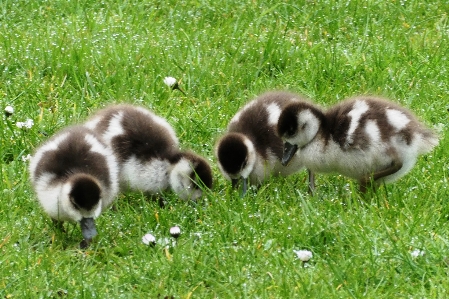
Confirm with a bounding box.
[346,100,369,144]
[240,137,256,179]
[92,202,102,218]
[286,109,319,148]
[170,158,203,200]
[386,108,410,131]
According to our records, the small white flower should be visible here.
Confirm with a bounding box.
[163,76,177,87]
[410,249,425,258]
[142,233,156,246]
[4,105,14,116]
[16,119,34,129]
[170,226,181,238]
[21,154,32,162]
[293,249,313,262]
[157,237,175,248]
[24,119,34,129]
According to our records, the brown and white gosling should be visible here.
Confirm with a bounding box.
[215,91,306,196]
[85,104,212,200]
[277,95,439,192]
[29,125,120,248]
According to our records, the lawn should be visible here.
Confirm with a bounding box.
[1,0,448,298]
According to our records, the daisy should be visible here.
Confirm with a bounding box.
[410,249,425,258]
[163,76,186,95]
[4,105,14,117]
[163,76,177,88]
[293,249,313,262]
[169,226,181,239]
[142,233,156,246]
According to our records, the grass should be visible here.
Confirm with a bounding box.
[1,0,448,297]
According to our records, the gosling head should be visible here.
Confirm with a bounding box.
[169,151,213,200]
[63,174,103,244]
[277,102,321,166]
[215,133,256,195]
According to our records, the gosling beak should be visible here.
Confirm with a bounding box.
[231,177,249,197]
[241,177,248,197]
[281,142,298,166]
[80,217,97,243]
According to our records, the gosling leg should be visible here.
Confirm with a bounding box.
[359,160,403,193]
[308,169,315,195]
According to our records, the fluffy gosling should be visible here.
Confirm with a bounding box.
[29,126,119,248]
[278,95,439,192]
[85,104,212,200]
[216,91,306,195]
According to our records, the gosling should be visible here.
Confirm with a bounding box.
[277,95,439,192]
[85,104,212,200]
[216,91,306,196]
[29,125,119,248]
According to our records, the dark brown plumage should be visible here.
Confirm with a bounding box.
[33,126,112,188]
[86,104,179,163]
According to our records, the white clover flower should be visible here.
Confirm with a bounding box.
[21,154,32,162]
[410,249,425,258]
[4,105,14,116]
[142,233,156,246]
[170,226,181,239]
[293,249,313,262]
[163,76,177,87]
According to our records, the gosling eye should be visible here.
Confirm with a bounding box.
[300,123,307,130]
[286,125,296,137]
[70,199,81,210]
